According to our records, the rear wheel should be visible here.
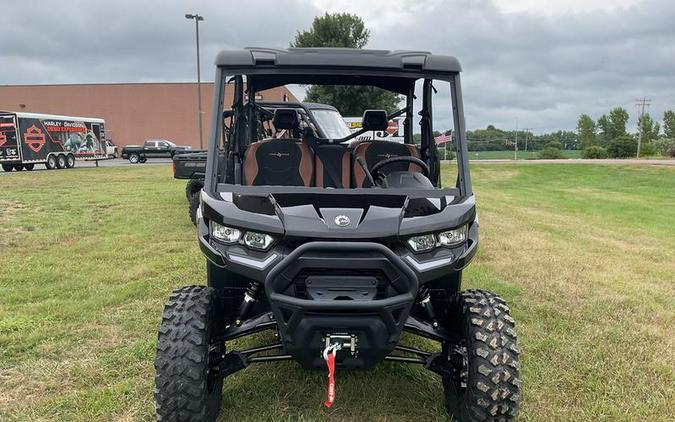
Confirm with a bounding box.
[1,164,13,172]
[65,154,75,168]
[24,163,34,171]
[46,155,57,170]
[139,157,147,163]
[15,164,24,171]
[443,290,521,421]
[155,286,224,422]
[128,153,140,164]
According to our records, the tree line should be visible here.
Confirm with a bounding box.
[577,108,675,158]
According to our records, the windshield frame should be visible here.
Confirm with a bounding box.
[204,66,471,198]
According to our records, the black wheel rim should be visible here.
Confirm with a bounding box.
[450,342,469,394]
[206,342,224,393]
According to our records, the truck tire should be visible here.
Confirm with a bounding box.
[65,154,75,168]
[155,286,224,422]
[189,190,201,226]
[24,164,34,171]
[128,153,140,164]
[185,178,204,202]
[443,290,521,421]
[56,154,67,169]
[139,157,147,163]
[46,155,57,170]
[15,164,24,171]
[1,164,13,172]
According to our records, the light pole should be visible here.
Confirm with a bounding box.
[185,13,204,149]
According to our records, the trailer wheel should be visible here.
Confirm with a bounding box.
[443,290,521,421]
[2,164,14,172]
[24,164,34,171]
[15,164,24,171]
[65,154,75,168]
[128,153,140,164]
[46,155,57,170]
[155,286,224,421]
[56,154,67,169]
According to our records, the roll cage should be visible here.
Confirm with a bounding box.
[204,48,471,197]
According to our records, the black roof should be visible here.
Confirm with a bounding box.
[214,48,462,74]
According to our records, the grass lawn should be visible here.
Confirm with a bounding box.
[1,163,674,421]
[463,150,582,160]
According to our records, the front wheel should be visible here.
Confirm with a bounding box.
[443,290,521,421]
[128,153,140,164]
[155,286,224,421]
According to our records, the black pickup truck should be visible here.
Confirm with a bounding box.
[174,101,351,224]
[122,139,192,163]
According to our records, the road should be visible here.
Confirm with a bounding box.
[0,158,172,175]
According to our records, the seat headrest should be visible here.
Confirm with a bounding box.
[273,108,300,130]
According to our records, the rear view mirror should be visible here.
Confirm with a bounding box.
[362,110,388,131]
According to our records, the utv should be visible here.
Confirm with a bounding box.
[155,48,520,421]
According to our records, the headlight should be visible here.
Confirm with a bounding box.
[407,234,437,252]
[243,231,275,250]
[438,225,467,247]
[210,222,242,244]
[406,224,468,253]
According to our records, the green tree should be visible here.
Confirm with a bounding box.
[291,13,400,115]
[637,112,660,144]
[576,114,597,149]
[607,135,637,158]
[663,110,675,138]
[598,107,629,145]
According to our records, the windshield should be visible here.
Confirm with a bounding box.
[310,109,352,139]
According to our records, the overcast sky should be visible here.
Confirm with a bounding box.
[1,0,674,132]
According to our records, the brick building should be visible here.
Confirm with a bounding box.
[0,83,296,149]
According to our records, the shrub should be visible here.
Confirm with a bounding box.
[638,143,658,157]
[653,138,675,157]
[582,146,608,159]
[538,147,564,159]
[607,136,637,158]
[546,141,564,150]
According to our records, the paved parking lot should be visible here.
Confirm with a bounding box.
[0,158,173,175]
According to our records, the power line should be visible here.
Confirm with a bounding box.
[635,97,651,158]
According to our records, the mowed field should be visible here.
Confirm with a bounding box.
[1,163,674,421]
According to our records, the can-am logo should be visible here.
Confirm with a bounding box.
[334,215,351,227]
[268,152,289,158]
[23,125,46,152]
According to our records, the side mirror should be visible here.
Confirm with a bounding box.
[362,110,388,131]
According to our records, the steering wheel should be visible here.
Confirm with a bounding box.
[369,156,430,180]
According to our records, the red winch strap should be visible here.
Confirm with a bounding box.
[323,351,336,407]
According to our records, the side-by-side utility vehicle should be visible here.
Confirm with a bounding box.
[154,48,521,421]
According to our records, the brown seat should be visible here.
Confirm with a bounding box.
[352,141,422,188]
[243,139,313,186]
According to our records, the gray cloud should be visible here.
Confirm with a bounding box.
[1,0,674,132]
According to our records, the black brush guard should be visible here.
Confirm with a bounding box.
[265,242,417,369]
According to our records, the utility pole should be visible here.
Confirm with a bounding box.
[185,13,205,149]
[635,97,651,158]
[514,119,519,160]
[522,128,532,153]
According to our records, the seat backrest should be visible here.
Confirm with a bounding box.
[314,143,351,188]
[243,139,313,186]
[352,141,421,188]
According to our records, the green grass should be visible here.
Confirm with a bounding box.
[465,150,582,160]
[1,163,674,421]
